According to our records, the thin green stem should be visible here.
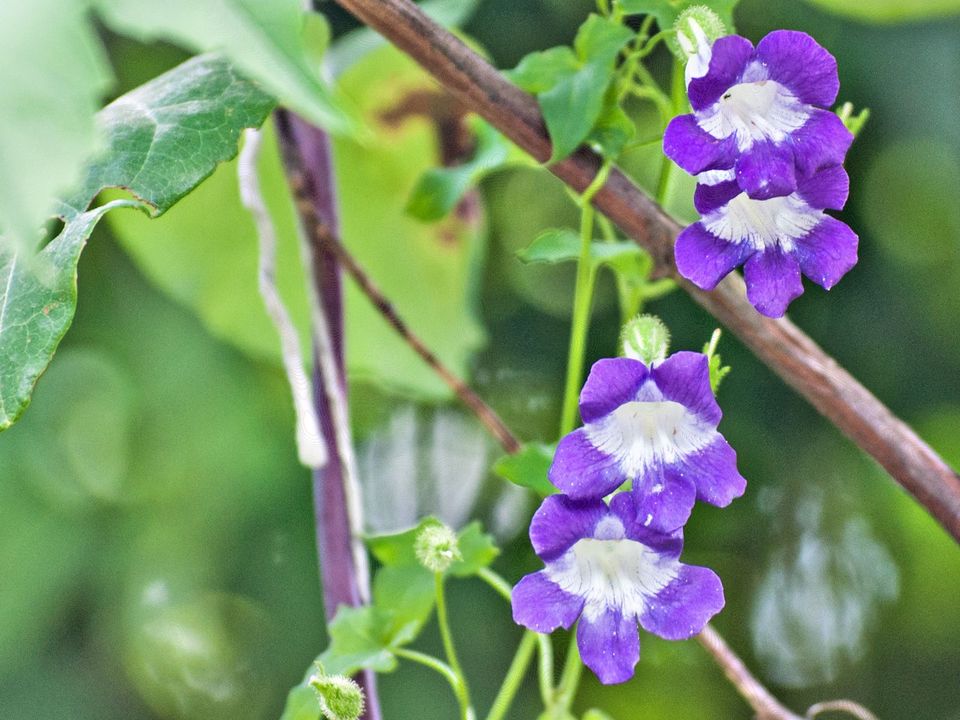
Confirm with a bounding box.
[435,573,474,720]
[477,567,513,602]
[555,635,584,713]
[558,163,610,437]
[536,633,554,708]
[395,647,462,697]
[655,59,686,205]
[485,631,538,720]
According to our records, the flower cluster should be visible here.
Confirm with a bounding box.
[511,333,744,684]
[664,24,858,317]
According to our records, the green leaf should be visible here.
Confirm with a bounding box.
[804,0,960,22]
[449,521,500,577]
[372,564,436,639]
[517,229,643,269]
[0,0,112,253]
[510,15,632,162]
[539,63,614,162]
[0,200,141,432]
[573,14,635,66]
[618,0,740,34]
[2,55,274,433]
[492,443,558,497]
[279,685,320,720]
[92,0,354,134]
[509,47,580,93]
[62,54,275,219]
[588,96,636,159]
[317,605,416,676]
[516,228,580,264]
[406,118,522,222]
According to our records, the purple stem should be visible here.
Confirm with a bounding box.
[274,109,382,720]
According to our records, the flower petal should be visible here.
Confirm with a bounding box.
[665,435,746,507]
[650,351,721,425]
[626,473,697,535]
[791,109,853,178]
[577,608,640,684]
[610,492,686,551]
[795,165,849,211]
[694,178,741,215]
[743,248,804,317]
[579,357,649,423]
[675,223,752,291]
[528,494,608,559]
[793,216,859,290]
[639,565,725,640]
[755,30,839,107]
[735,140,797,199]
[512,571,584,632]
[663,114,737,175]
[688,35,754,111]
[549,430,625,500]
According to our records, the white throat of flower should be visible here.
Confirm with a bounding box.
[546,516,677,621]
[698,68,809,150]
[585,388,714,479]
[703,192,822,252]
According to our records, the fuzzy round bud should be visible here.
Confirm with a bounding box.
[672,6,726,83]
[414,523,461,573]
[309,674,365,720]
[621,314,671,365]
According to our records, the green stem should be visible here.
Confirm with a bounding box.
[556,635,584,713]
[485,631,538,720]
[558,164,610,438]
[476,569,553,711]
[395,648,463,699]
[435,573,474,720]
[655,59,686,205]
[477,567,513,602]
[537,633,554,708]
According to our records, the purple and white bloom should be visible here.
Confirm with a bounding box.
[549,352,745,532]
[512,493,725,684]
[664,30,853,200]
[677,164,858,317]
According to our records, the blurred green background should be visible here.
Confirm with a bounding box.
[2,0,959,718]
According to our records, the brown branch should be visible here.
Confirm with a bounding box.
[698,625,803,720]
[311,223,522,455]
[331,0,960,544]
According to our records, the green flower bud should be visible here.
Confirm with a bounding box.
[309,673,365,720]
[414,523,461,573]
[671,5,726,65]
[620,314,670,365]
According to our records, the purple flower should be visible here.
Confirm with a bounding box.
[549,352,745,532]
[664,30,853,200]
[511,494,724,684]
[677,165,858,318]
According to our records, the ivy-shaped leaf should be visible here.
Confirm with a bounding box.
[492,442,558,497]
[61,54,275,219]
[0,0,112,255]
[406,117,528,222]
[91,0,354,134]
[0,200,142,431]
[510,15,633,162]
[1,55,273,433]
[316,605,417,677]
[516,228,644,269]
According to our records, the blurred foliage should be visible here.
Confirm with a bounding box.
[804,0,960,23]
[2,2,960,720]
